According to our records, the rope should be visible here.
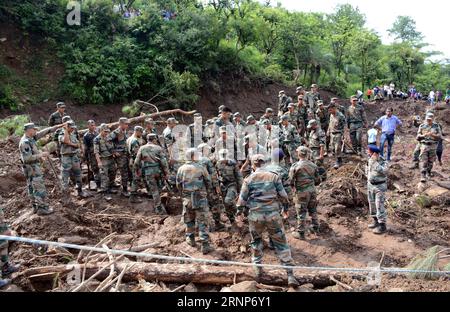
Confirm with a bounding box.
[1,235,449,276]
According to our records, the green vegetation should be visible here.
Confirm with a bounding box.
[0,115,30,139]
[0,0,449,109]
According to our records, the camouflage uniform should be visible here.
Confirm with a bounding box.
[199,156,222,224]
[280,122,301,165]
[366,156,388,224]
[110,128,129,190]
[284,110,299,129]
[315,106,329,134]
[305,91,321,114]
[127,134,145,196]
[142,128,159,145]
[295,104,308,137]
[93,134,116,192]
[278,93,291,115]
[83,129,100,188]
[216,159,243,223]
[134,142,169,213]
[48,111,66,127]
[327,111,346,163]
[19,127,57,212]
[417,122,442,180]
[289,158,321,235]
[236,167,294,266]
[346,105,367,154]
[265,162,293,201]
[308,127,326,166]
[58,128,82,195]
[176,160,212,244]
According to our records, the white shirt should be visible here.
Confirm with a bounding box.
[429,91,435,99]
[367,128,378,144]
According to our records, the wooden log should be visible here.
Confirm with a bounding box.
[78,109,197,135]
[22,262,334,287]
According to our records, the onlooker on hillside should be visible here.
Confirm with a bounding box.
[367,88,373,101]
[436,90,442,103]
[429,90,435,106]
[375,108,402,161]
[446,87,450,104]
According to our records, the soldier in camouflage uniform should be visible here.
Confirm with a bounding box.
[265,148,293,204]
[19,122,65,215]
[134,134,170,214]
[214,126,236,161]
[327,103,346,169]
[259,108,277,126]
[307,120,326,181]
[296,95,308,137]
[0,206,19,288]
[142,118,159,145]
[305,84,321,114]
[94,124,117,199]
[284,103,299,129]
[48,102,67,127]
[83,120,100,190]
[127,126,145,203]
[416,113,442,183]
[110,118,131,197]
[278,91,291,116]
[53,115,73,158]
[176,148,214,254]
[216,149,243,226]
[280,115,301,165]
[315,101,329,152]
[236,154,299,287]
[346,96,368,156]
[59,121,87,204]
[198,143,226,231]
[365,145,388,234]
[289,146,321,240]
[233,112,247,166]
[188,113,205,148]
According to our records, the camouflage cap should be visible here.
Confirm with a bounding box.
[233,112,241,118]
[147,133,158,141]
[280,114,290,121]
[246,115,255,122]
[56,102,66,108]
[119,117,130,124]
[134,126,144,132]
[205,119,214,125]
[194,113,202,118]
[328,103,337,109]
[251,154,266,164]
[307,119,318,128]
[167,117,178,124]
[296,86,303,92]
[298,95,304,100]
[218,105,226,112]
[145,118,154,124]
[317,100,324,106]
[279,90,285,95]
[219,126,227,133]
[67,121,77,129]
[311,84,318,88]
[331,97,339,102]
[24,123,39,131]
[350,96,358,101]
[62,116,72,123]
[426,113,434,120]
[297,146,310,156]
[288,103,295,108]
[87,119,96,125]
[100,123,110,132]
[266,108,273,113]
[262,119,271,125]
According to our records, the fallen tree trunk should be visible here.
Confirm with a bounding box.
[21,262,335,287]
[77,108,196,135]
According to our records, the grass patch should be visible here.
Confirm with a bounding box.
[0,115,30,139]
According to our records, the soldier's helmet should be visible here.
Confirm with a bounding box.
[296,146,310,156]
[100,124,110,132]
[251,154,266,164]
[307,119,318,129]
[24,123,39,131]
[147,133,158,141]
[185,148,198,160]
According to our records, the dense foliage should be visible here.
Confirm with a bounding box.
[0,0,449,109]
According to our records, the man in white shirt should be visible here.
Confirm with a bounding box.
[367,122,378,145]
[429,90,435,106]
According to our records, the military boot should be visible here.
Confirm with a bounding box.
[373,223,387,235]
[368,217,379,229]
[0,278,11,288]
[2,262,20,276]
[201,242,214,255]
[186,236,196,247]
[36,206,54,216]
[286,269,300,287]
[121,186,130,197]
[129,194,143,204]
[292,231,305,240]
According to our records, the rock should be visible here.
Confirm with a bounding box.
[57,236,89,245]
[228,281,259,292]
[425,186,449,198]
[184,282,198,292]
[239,245,247,253]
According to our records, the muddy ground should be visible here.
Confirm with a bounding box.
[0,99,449,292]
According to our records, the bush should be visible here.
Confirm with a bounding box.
[0,84,19,111]
[0,115,30,139]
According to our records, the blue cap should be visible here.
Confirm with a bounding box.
[368,145,380,154]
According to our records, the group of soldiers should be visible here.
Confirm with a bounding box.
[12,83,444,287]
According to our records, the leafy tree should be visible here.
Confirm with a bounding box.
[388,16,424,43]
